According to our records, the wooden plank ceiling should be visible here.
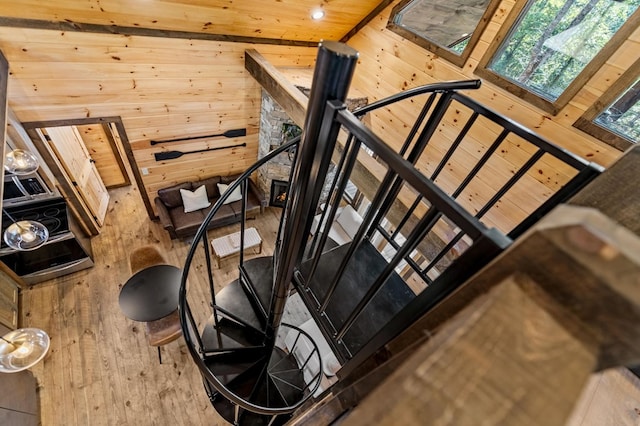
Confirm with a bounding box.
[0,0,388,44]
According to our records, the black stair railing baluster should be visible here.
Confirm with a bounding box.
[374,222,435,285]
[366,88,462,235]
[404,91,455,164]
[450,128,510,200]
[306,133,355,264]
[389,193,423,241]
[239,179,248,266]
[274,141,300,260]
[421,230,466,277]
[398,92,437,157]
[197,230,219,326]
[306,136,362,288]
[475,148,545,220]
[318,154,398,314]
[184,302,204,355]
[430,111,479,181]
[507,164,602,239]
[334,205,442,341]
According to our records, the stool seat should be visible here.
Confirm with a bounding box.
[147,310,182,347]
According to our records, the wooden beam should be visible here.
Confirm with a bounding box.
[245,49,309,127]
[570,145,640,236]
[0,17,319,47]
[340,0,395,43]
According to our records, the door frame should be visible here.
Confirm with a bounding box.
[21,116,151,234]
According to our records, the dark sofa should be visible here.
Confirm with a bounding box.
[154,174,267,239]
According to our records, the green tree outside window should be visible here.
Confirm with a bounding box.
[488,0,639,101]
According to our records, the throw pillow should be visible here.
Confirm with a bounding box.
[336,204,363,239]
[217,182,243,204]
[180,185,211,213]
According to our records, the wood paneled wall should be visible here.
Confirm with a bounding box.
[0,0,636,221]
[345,0,632,170]
[0,27,316,216]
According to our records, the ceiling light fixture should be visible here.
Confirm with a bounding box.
[2,209,49,251]
[4,149,40,175]
[0,328,50,373]
[311,9,325,20]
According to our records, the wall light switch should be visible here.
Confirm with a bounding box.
[141,167,149,175]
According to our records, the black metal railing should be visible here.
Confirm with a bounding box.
[178,41,603,416]
[287,51,602,372]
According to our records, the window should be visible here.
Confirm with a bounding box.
[387,0,501,67]
[574,58,640,150]
[476,0,640,115]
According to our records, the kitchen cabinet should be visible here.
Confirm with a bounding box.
[0,262,25,330]
[0,265,20,330]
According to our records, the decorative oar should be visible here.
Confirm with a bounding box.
[150,128,246,145]
[154,142,246,161]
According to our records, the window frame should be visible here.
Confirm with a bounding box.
[475,1,640,116]
[386,0,501,68]
[574,58,640,151]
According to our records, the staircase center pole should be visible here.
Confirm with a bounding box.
[267,41,359,342]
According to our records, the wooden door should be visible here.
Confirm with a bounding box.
[44,126,110,226]
[77,123,130,188]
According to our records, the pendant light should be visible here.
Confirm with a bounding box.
[0,328,50,373]
[4,148,40,175]
[2,209,49,251]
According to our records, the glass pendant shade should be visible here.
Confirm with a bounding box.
[3,220,49,251]
[4,149,40,175]
[0,328,50,373]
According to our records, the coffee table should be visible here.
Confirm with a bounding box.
[211,227,262,268]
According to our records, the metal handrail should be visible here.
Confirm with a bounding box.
[351,79,481,116]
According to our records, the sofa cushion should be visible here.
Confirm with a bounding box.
[180,185,211,213]
[220,174,241,185]
[328,225,352,246]
[168,206,205,234]
[158,182,193,208]
[200,176,221,199]
[202,203,236,225]
[335,204,363,239]
[217,182,243,204]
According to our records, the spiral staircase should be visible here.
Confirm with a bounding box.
[177,42,602,425]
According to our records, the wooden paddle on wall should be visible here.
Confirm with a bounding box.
[154,142,246,161]
[150,128,246,145]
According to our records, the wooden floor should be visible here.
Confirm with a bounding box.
[19,182,285,425]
